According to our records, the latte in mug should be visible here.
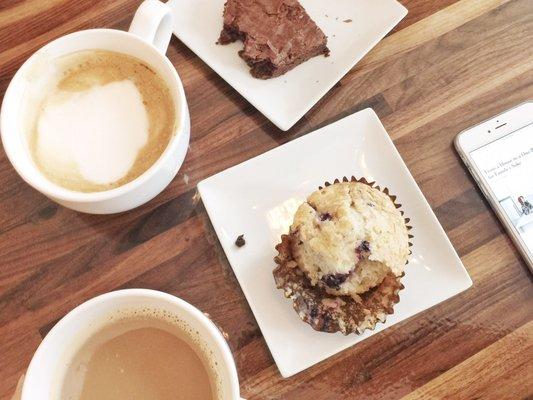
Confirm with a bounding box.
[57,310,220,400]
[23,50,176,192]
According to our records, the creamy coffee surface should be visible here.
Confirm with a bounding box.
[60,316,216,400]
[26,50,175,192]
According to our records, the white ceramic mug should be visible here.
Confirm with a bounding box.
[21,289,241,399]
[0,0,190,214]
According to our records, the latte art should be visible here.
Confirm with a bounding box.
[37,80,149,185]
[26,50,176,192]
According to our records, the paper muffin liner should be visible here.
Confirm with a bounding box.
[273,176,413,335]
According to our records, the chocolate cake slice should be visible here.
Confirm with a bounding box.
[218,0,329,79]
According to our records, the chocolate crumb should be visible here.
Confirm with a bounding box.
[343,19,353,23]
[235,234,246,247]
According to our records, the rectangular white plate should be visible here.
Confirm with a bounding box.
[198,109,472,377]
[168,0,407,130]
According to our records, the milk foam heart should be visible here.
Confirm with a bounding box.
[25,50,176,193]
[37,80,149,185]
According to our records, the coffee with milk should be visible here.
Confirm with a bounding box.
[24,50,175,192]
[58,313,219,400]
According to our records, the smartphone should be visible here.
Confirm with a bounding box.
[455,101,533,271]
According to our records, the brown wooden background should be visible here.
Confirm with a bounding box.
[1,0,532,399]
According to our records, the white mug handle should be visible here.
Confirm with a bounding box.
[129,0,173,54]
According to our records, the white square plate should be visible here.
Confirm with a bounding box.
[198,109,472,377]
[168,0,407,130]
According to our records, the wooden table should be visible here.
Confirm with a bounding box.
[1,0,532,398]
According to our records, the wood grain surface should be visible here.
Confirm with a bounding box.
[1,0,532,399]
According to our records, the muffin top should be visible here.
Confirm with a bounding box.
[289,181,409,295]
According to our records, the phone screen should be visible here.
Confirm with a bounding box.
[469,123,533,254]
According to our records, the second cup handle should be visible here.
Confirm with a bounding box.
[129,0,173,54]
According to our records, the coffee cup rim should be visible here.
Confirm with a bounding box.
[1,28,187,204]
[22,289,240,399]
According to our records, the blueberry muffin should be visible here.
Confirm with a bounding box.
[273,177,411,334]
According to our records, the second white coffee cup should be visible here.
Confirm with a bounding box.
[0,0,190,214]
[21,289,241,399]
